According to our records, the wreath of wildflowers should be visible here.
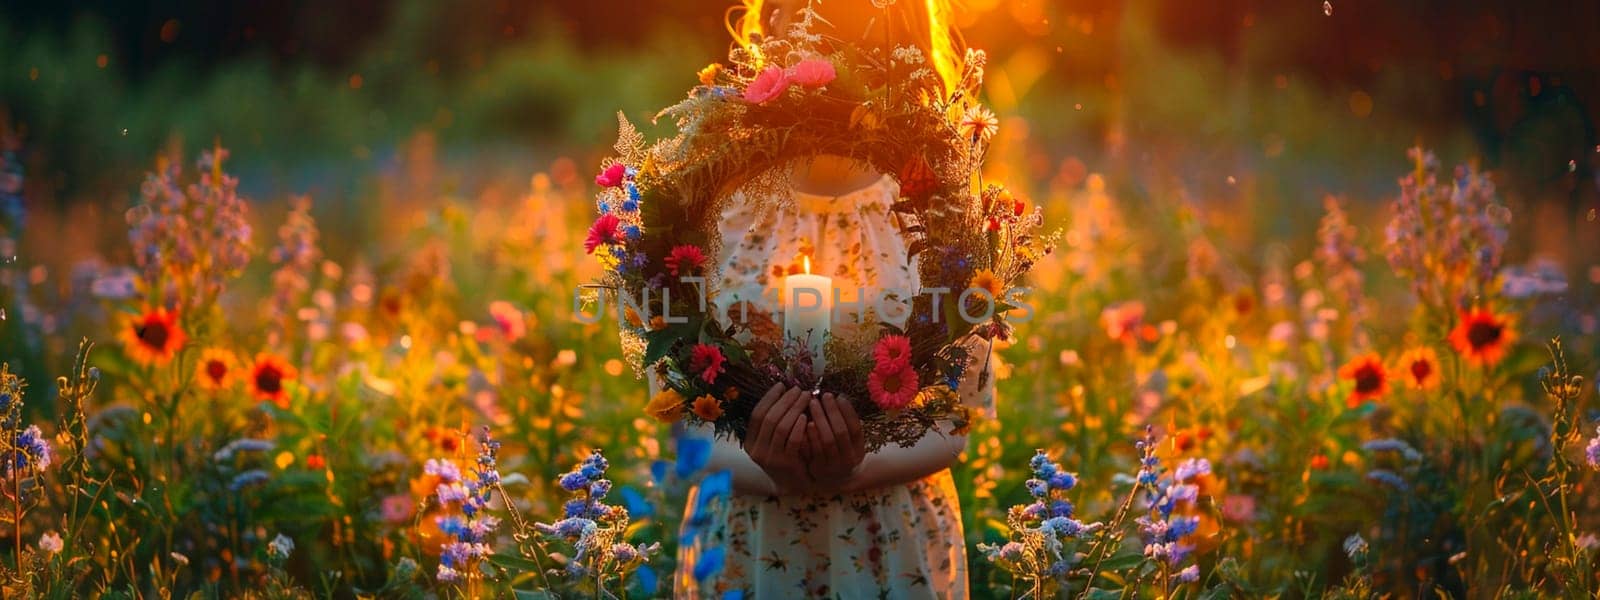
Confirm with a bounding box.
[585,11,1055,449]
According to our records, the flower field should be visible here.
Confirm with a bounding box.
[3,2,1600,598]
[1,129,1596,597]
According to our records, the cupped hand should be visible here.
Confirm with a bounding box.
[742,383,813,496]
[803,392,867,491]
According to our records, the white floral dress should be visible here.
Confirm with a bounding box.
[677,171,991,599]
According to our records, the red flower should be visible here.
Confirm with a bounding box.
[664,244,708,276]
[584,213,622,254]
[868,362,919,411]
[872,335,913,370]
[1448,307,1516,366]
[786,58,836,88]
[594,163,626,188]
[1337,352,1389,408]
[744,66,791,104]
[688,343,726,384]
[119,306,187,366]
[248,352,299,408]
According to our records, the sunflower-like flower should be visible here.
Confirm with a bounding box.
[1448,307,1516,366]
[119,306,187,366]
[195,347,237,391]
[1337,352,1389,408]
[248,353,299,407]
[1394,347,1441,391]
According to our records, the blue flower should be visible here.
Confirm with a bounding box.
[693,546,726,582]
[676,436,713,478]
[626,183,641,203]
[620,486,654,518]
[599,201,611,213]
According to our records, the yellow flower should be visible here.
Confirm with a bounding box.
[698,63,723,86]
[692,394,724,421]
[969,269,1004,298]
[645,389,687,423]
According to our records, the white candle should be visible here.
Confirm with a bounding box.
[782,256,833,375]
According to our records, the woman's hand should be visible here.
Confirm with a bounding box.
[742,383,813,496]
[803,392,866,491]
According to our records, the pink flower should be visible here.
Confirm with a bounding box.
[488,301,526,342]
[787,58,836,88]
[1222,494,1257,523]
[381,494,415,524]
[744,66,791,104]
[664,245,708,276]
[689,343,726,384]
[867,362,919,411]
[872,335,913,370]
[584,213,621,254]
[594,163,627,188]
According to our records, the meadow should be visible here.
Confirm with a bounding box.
[2,2,1600,599]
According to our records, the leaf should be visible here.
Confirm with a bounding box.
[642,327,683,367]
[1095,553,1146,572]
[490,553,547,575]
[514,590,556,600]
[1082,588,1125,600]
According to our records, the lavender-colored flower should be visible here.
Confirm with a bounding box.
[1134,427,1213,588]
[533,448,658,586]
[126,147,253,311]
[978,449,1100,588]
[1383,146,1508,309]
[428,428,503,586]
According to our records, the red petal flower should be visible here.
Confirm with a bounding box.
[664,244,708,276]
[594,163,627,188]
[584,213,622,254]
[689,343,726,384]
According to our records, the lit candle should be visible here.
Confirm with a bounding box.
[782,256,833,375]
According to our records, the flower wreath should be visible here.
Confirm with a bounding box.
[585,12,1054,449]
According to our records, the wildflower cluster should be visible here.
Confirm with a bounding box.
[1587,425,1600,471]
[126,145,253,311]
[430,429,503,585]
[1134,430,1208,588]
[264,195,321,334]
[1,365,51,479]
[1382,146,1509,311]
[534,449,657,587]
[978,449,1099,589]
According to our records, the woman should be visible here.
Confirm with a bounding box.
[674,1,992,597]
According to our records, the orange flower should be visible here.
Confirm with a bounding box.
[1337,352,1389,408]
[1394,347,1441,390]
[1448,307,1516,366]
[195,348,236,391]
[691,394,724,421]
[119,306,187,366]
[968,269,1003,298]
[247,353,299,407]
[645,389,687,423]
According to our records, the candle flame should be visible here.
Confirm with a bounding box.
[803,255,811,275]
